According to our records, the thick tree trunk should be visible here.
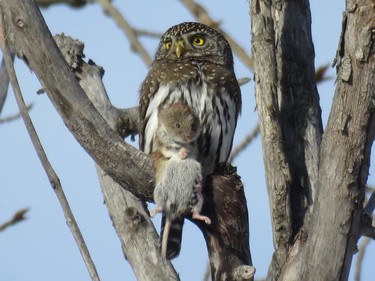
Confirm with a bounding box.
[300,1,375,279]
[250,0,322,279]
[251,0,375,280]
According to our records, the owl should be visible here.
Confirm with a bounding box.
[139,22,241,258]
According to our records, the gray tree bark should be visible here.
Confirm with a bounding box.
[0,1,253,280]
[250,0,375,280]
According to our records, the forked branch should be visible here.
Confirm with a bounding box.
[0,1,253,280]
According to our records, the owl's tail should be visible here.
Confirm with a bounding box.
[160,215,184,259]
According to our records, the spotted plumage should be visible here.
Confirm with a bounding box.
[139,22,241,259]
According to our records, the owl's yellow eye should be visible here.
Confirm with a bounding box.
[192,35,205,46]
[165,39,172,50]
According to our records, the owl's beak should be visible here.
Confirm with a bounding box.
[174,40,186,58]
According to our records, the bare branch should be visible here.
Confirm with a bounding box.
[361,193,375,239]
[199,164,253,280]
[302,1,375,280]
[0,103,33,123]
[0,208,29,231]
[133,28,162,38]
[54,33,140,139]
[315,64,333,83]
[250,0,293,267]
[36,0,87,8]
[229,123,259,163]
[238,77,251,86]
[55,34,179,280]
[1,0,155,200]
[93,0,153,67]
[0,9,101,281]
[250,0,323,279]
[180,0,253,70]
[97,167,180,281]
[360,192,375,240]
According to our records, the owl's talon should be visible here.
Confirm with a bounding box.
[192,212,211,225]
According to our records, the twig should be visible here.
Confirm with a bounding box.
[0,9,101,281]
[0,208,29,231]
[36,0,87,8]
[315,64,332,83]
[229,123,260,162]
[133,28,162,38]
[0,103,33,123]
[238,77,251,86]
[362,191,375,239]
[180,0,253,70]
[93,0,153,66]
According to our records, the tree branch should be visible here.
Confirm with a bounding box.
[229,124,259,163]
[250,0,328,280]
[250,0,293,275]
[362,191,375,239]
[93,0,153,67]
[54,34,179,280]
[57,32,254,281]
[0,102,33,123]
[0,10,100,281]
[1,0,155,201]
[301,1,375,280]
[36,0,86,8]
[0,208,29,231]
[199,164,255,281]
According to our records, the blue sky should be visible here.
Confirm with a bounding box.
[1,1,374,281]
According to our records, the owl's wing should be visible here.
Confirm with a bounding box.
[139,66,161,152]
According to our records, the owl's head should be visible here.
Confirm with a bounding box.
[154,22,234,68]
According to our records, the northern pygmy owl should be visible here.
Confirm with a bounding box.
[139,22,242,259]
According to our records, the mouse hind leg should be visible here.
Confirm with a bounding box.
[150,206,163,217]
